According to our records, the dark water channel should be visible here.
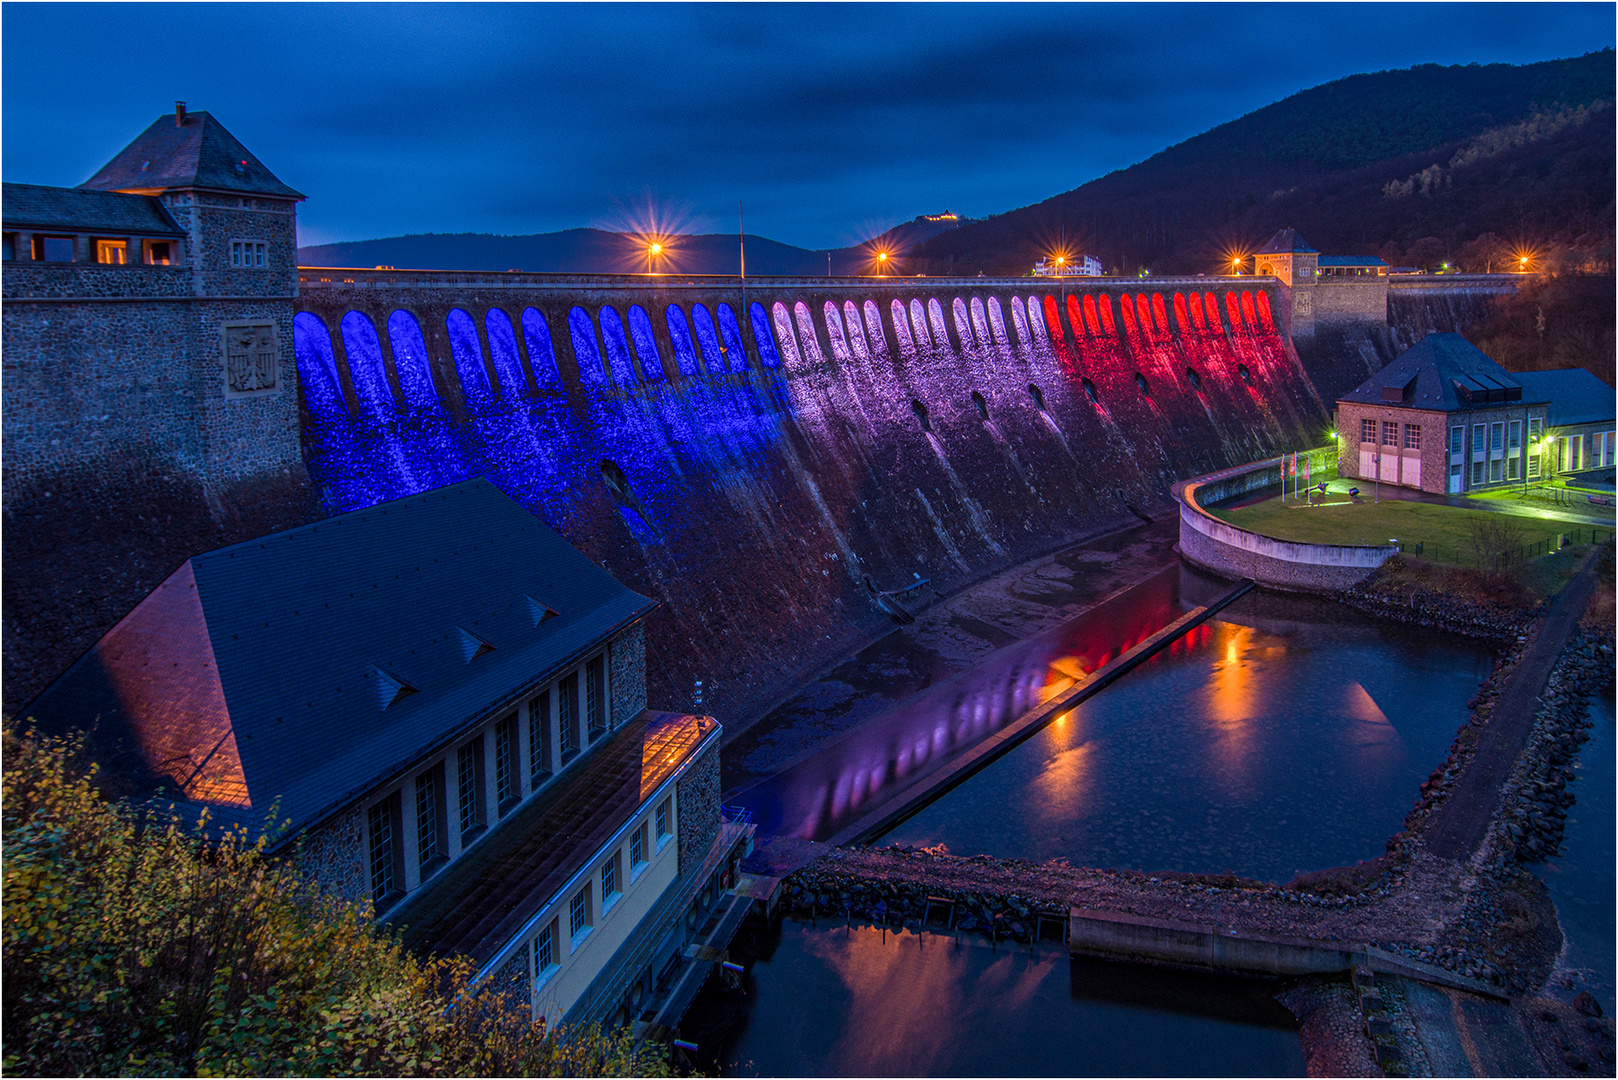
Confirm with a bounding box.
[1535,686,1615,1011]
[682,917,1307,1077]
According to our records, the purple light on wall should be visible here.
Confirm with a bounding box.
[750,302,781,368]
[822,300,852,362]
[521,307,563,391]
[447,308,495,413]
[569,306,608,386]
[388,309,440,411]
[987,297,1010,348]
[952,297,974,350]
[665,304,700,377]
[485,307,529,399]
[842,301,870,360]
[293,312,346,420]
[862,300,889,358]
[340,311,395,421]
[909,299,930,350]
[792,302,824,364]
[889,299,915,355]
[627,305,666,381]
[771,302,802,368]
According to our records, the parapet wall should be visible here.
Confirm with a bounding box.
[1176,459,1397,592]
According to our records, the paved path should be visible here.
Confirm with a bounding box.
[1425,554,1601,860]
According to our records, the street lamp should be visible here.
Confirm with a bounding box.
[876,250,889,275]
[646,241,665,273]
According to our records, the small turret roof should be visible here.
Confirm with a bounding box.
[80,108,304,200]
[1257,228,1318,255]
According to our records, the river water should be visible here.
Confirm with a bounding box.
[682,918,1307,1077]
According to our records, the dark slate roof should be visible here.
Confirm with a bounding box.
[1513,369,1617,427]
[79,110,304,200]
[1318,255,1388,267]
[1336,333,1550,412]
[389,710,717,966]
[2,182,184,235]
[19,479,655,845]
[1257,228,1318,255]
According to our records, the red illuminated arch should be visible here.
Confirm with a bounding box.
[1082,294,1101,335]
[1042,295,1066,347]
[1135,294,1153,338]
[1225,292,1242,328]
[1097,294,1116,337]
[1152,293,1170,335]
[1119,294,1138,337]
[1174,293,1192,333]
[1203,293,1222,330]
[1066,294,1086,339]
[1255,290,1274,327]
[1241,291,1258,328]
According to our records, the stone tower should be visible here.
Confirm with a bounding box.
[1254,228,1319,338]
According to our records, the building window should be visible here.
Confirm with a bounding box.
[1382,421,1398,445]
[1450,426,1464,454]
[1472,425,1485,454]
[230,239,268,268]
[33,235,75,262]
[367,797,400,909]
[1,233,14,261]
[559,673,579,761]
[1472,461,1485,485]
[1605,431,1616,467]
[655,797,672,848]
[1403,424,1420,450]
[630,823,647,873]
[535,919,559,981]
[1508,421,1521,450]
[457,739,484,842]
[1508,454,1520,481]
[94,239,127,265]
[1489,458,1502,483]
[602,852,621,911]
[144,239,172,265]
[1528,453,1542,479]
[528,690,551,787]
[1361,419,1377,444]
[1529,417,1543,443]
[416,765,443,875]
[569,885,592,944]
[495,714,519,814]
[586,656,606,739]
[1490,423,1504,452]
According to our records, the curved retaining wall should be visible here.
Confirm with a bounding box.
[1176,460,1396,591]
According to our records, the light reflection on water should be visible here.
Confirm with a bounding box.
[730,564,1198,841]
[886,591,1496,881]
[682,918,1306,1077]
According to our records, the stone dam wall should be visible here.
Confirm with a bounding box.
[290,274,1330,727]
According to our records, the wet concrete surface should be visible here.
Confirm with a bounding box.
[721,517,1181,791]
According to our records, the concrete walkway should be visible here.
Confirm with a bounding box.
[1425,553,1601,861]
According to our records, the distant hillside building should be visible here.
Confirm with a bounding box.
[1033,254,1102,277]
[20,479,754,1034]
[1335,333,1575,494]
[1252,228,1387,338]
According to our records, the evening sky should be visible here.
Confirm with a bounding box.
[2,3,1612,249]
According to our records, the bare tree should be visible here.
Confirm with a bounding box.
[1467,513,1528,572]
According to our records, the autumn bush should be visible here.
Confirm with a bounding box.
[1,724,672,1077]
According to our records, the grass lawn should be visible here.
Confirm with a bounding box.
[1210,497,1567,568]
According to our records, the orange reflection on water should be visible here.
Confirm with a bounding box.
[807,926,1054,1076]
[1204,623,1269,785]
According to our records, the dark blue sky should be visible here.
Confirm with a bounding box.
[4,3,1612,249]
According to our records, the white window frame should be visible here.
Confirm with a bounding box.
[534,919,560,986]
[569,885,592,949]
[229,239,268,268]
[655,797,673,850]
[601,850,623,914]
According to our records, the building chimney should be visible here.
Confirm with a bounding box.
[175,101,187,127]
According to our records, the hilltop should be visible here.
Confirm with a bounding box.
[912,51,1615,277]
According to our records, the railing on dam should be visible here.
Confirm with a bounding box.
[1175,457,1398,592]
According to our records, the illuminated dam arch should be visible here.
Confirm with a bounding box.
[291,269,1318,719]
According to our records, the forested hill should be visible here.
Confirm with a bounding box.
[913,51,1616,276]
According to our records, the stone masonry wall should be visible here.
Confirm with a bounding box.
[287,802,367,907]
[675,741,720,877]
[608,621,647,728]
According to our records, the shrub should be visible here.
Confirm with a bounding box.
[2,724,672,1077]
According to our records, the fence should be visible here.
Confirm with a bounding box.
[1509,528,1614,565]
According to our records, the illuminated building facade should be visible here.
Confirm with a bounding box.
[20,478,753,1031]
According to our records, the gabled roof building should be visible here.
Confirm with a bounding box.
[1335,333,1612,494]
[22,479,753,1032]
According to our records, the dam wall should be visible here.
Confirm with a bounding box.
[291,273,1329,725]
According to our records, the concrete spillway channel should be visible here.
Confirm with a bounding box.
[825,577,1256,848]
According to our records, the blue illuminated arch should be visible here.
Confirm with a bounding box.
[599,306,638,387]
[447,308,495,413]
[568,306,608,387]
[388,310,439,411]
[627,305,666,381]
[717,303,748,371]
[664,304,700,377]
[750,302,781,368]
[340,311,395,420]
[691,303,724,371]
[484,307,528,399]
[520,308,562,390]
[293,311,346,420]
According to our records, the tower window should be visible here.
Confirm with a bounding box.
[230,240,268,268]
[34,236,75,262]
[94,239,127,265]
[144,240,172,265]
[586,656,606,739]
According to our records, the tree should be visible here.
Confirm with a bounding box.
[2,724,675,1078]
[1404,236,1448,271]
[1458,232,1510,274]
[1466,513,1528,573]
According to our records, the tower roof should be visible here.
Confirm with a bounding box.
[79,106,304,200]
[1257,228,1318,255]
